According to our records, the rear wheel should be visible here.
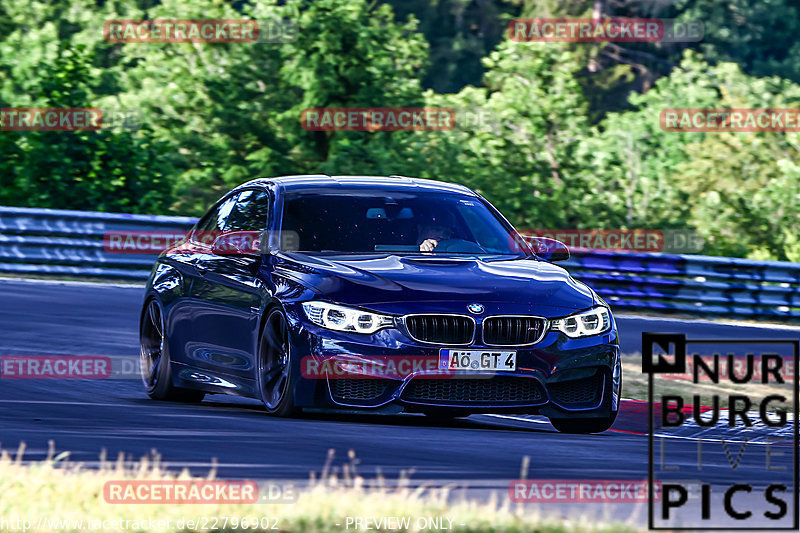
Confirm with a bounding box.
[139,298,204,402]
[256,309,298,417]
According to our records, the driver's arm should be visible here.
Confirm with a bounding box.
[420,238,438,252]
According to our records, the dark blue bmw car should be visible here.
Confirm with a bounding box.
[140,175,621,433]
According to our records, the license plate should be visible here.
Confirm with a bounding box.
[439,349,516,371]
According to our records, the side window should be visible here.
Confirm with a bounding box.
[227,190,270,232]
[193,194,238,237]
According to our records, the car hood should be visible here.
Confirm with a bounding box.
[273,253,597,315]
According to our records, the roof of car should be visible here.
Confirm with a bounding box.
[236,175,477,195]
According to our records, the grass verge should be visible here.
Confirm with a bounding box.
[0,444,642,533]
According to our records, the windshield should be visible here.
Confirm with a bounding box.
[280,189,529,255]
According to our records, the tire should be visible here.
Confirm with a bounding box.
[139,298,205,402]
[548,411,617,434]
[255,309,298,417]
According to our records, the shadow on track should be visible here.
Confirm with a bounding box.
[133,394,574,435]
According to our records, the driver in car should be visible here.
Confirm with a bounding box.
[418,213,455,252]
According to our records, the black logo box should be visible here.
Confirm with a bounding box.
[643,333,799,531]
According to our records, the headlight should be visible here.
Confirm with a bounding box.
[301,301,394,334]
[550,306,611,338]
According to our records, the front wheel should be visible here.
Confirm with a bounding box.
[139,298,204,402]
[256,309,298,417]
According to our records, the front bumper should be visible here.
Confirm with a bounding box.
[286,305,621,418]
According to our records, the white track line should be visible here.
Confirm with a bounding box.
[483,414,551,424]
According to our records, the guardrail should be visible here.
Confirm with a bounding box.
[0,206,196,280]
[565,252,800,320]
[1,206,799,321]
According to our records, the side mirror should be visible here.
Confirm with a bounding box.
[529,236,570,262]
[210,231,263,256]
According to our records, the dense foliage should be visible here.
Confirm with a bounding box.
[1,0,799,260]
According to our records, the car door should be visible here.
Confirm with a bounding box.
[188,189,272,382]
[160,194,237,371]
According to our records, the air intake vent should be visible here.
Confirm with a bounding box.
[402,376,545,405]
[331,379,392,402]
[549,373,603,406]
[404,315,474,344]
[483,316,546,345]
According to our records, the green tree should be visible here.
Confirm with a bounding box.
[406,38,593,229]
[0,0,170,213]
[382,0,519,93]
[577,51,800,259]
[110,0,429,213]
[678,0,800,84]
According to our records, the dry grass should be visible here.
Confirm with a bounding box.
[0,443,641,533]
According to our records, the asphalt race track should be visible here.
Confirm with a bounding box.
[1,277,797,526]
